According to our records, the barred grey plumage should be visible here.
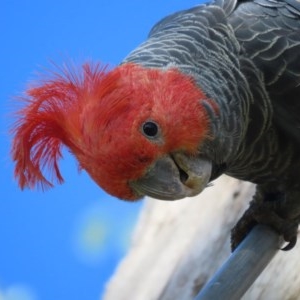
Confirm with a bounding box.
[124,0,300,249]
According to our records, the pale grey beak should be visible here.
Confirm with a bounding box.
[130,153,212,200]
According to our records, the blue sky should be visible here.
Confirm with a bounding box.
[1,1,202,299]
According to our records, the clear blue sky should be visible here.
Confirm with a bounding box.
[1,1,202,299]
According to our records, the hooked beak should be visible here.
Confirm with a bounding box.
[130,152,212,200]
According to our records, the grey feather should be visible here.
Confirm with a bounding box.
[123,0,300,187]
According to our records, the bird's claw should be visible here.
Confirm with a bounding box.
[231,201,299,251]
[281,225,298,251]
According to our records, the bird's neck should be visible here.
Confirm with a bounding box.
[194,57,276,182]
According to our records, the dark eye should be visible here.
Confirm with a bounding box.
[142,121,159,138]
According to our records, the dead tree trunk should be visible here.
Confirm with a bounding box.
[103,176,300,300]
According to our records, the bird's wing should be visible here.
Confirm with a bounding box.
[229,0,300,141]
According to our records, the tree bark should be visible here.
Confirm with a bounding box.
[103,176,300,300]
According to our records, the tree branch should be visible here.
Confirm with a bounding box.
[103,176,300,300]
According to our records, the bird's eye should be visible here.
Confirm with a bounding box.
[142,121,159,138]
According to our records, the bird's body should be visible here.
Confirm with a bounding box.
[124,0,300,187]
[11,0,300,248]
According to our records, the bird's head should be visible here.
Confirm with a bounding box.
[11,62,213,200]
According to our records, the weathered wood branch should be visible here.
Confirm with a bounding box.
[103,176,300,300]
